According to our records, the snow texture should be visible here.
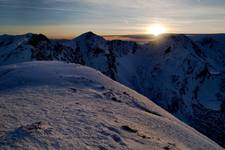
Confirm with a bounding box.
[0,61,223,150]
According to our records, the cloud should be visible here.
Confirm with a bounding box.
[0,0,225,35]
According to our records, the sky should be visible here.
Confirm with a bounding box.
[0,0,225,38]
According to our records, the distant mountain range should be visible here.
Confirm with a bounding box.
[0,32,225,147]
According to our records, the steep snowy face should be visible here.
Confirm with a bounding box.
[108,34,209,113]
[0,33,34,65]
[70,31,109,72]
[0,61,223,150]
[190,34,225,72]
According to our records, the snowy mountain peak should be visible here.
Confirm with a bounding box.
[75,31,105,41]
[24,33,34,38]
[148,34,206,60]
[28,33,50,46]
[79,31,98,37]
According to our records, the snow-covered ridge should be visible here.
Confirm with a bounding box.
[0,61,222,150]
[0,32,225,147]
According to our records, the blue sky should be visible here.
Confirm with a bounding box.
[0,0,225,38]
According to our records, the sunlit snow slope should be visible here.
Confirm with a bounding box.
[0,61,222,150]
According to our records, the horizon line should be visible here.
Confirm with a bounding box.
[1,32,225,40]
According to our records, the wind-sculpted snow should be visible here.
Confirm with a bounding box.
[0,61,222,150]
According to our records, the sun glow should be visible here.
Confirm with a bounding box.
[147,24,167,36]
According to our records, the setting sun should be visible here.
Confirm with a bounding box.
[147,24,167,36]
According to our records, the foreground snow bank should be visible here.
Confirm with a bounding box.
[0,61,222,150]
